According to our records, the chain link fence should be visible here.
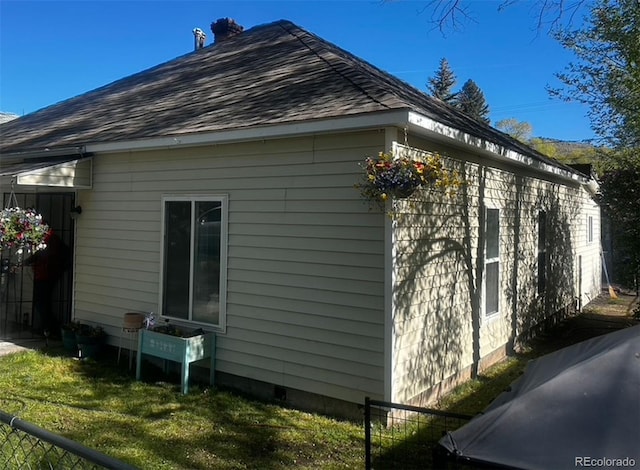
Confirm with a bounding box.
[1,410,136,469]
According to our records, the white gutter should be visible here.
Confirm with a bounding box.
[407,111,588,185]
[84,108,590,187]
[0,146,86,161]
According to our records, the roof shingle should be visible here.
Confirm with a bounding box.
[0,20,577,175]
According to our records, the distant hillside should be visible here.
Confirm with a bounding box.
[537,137,596,153]
[530,137,601,166]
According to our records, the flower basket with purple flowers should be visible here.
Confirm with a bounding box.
[356,151,462,206]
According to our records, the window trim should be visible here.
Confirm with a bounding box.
[159,194,228,332]
[483,206,500,318]
[587,215,594,244]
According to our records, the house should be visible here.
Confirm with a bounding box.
[0,18,601,418]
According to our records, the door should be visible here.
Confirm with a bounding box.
[0,192,75,339]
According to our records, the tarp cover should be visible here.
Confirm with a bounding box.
[439,324,640,470]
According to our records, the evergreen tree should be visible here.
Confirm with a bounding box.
[427,58,457,103]
[455,79,490,123]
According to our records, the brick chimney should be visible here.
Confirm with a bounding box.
[211,18,244,43]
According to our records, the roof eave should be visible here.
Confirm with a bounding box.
[407,111,587,185]
[18,109,591,188]
[85,110,410,154]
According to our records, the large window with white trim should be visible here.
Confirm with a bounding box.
[485,208,500,316]
[161,195,228,329]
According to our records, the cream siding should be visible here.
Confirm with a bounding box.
[575,194,602,309]
[15,158,93,188]
[390,143,601,404]
[73,131,387,404]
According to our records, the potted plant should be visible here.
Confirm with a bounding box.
[75,324,107,360]
[0,206,49,252]
[355,151,462,207]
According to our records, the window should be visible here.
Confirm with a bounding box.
[587,215,594,244]
[161,195,228,329]
[485,208,500,316]
[537,211,547,294]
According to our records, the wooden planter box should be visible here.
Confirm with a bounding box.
[136,329,216,394]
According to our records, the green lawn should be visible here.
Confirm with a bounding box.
[0,349,363,469]
[2,297,633,469]
[0,345,527,470]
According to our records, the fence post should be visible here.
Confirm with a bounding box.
[364,396,371,470]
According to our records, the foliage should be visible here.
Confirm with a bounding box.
[426,59,491,123]
[76,324,107,339]
[356,151,462,206]
[495,118,603,164]
[495,118,533,142]
[60,321,82,333]
[454,79,491,123]
[152,319,185,337]
[547,141,601,166]
[598,150,640,290]
[0,207,49,252]
[529,138,559,158]
[427,57,458,103]
[551,0,640,148]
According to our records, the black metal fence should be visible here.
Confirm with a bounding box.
[0,410,137,469]
[364,397,474,469]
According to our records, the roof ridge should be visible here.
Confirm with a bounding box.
[272,22,580,173]
[275,21,393,111]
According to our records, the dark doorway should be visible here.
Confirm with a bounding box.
[0,192,75,339]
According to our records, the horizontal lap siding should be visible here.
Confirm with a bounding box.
[575,194,601,308]
[391,151,478,403]
[391,143,601,404]
[74,131,386,404]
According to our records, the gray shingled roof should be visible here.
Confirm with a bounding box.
[0,20,575,174]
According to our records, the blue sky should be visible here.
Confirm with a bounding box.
[0,0,593,142]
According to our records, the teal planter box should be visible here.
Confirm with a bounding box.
[136,329,216,394]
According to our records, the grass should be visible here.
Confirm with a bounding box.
[370,292,639,468]
[0,350,364,469]
[1,293,636,469]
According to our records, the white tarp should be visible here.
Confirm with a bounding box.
[439,324,640,470]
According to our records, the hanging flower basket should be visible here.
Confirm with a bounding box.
[356,151,461,205]
[0,207,49,252]
[390,185,418,199]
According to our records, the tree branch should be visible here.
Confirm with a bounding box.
[415,0,477,34]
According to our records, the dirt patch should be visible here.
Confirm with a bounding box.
[582,290,639,317]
